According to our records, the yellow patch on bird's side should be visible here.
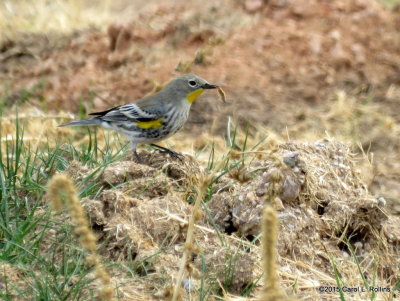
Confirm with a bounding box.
[136,118,164,129]
[186,89,204,103]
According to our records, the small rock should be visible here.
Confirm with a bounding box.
[353,241,363,250]
[283,151,299,168]
[377,197,386,208]
[280,175,300,202]
[256,186,266,197]
[274,197,285,211]
[182,279,196,292]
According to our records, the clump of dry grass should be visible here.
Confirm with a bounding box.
[47,174,115,301]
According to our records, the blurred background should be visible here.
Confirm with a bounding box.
[1,0,399,213]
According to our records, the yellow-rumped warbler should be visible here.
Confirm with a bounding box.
[60,74,218,160]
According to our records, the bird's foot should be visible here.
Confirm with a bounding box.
[162,149,184,161]
[150,144,184,161]
[132,150,142,164]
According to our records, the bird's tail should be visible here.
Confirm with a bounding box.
[58,119,102,127]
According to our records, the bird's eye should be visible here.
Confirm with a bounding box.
[188,80,197,87]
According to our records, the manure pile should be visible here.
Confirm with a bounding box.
[62,139,399,300]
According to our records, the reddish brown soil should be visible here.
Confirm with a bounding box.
[2,0,400,124]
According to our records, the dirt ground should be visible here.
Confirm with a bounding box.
[1,0,400,299]
[2,0,400,209]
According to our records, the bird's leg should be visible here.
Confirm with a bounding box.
[150,144,184,161]
[130,141,141,163]
[133,149,141,163]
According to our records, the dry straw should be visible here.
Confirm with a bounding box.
[171,173,212,301]
[47,174,115,301]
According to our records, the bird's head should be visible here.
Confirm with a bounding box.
[165,74,218,104]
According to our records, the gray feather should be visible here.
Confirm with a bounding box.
[97,103,161,123]
[59,119,102,127]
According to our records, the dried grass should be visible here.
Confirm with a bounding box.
[47,174,115,301]
[0,0,113,41]
[1,98,398,299]
[50,137,397,300]
[172,174,211,301]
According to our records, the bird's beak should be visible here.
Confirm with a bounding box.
[202,83,218,89]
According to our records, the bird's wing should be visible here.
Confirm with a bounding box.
[89,103,161,122]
